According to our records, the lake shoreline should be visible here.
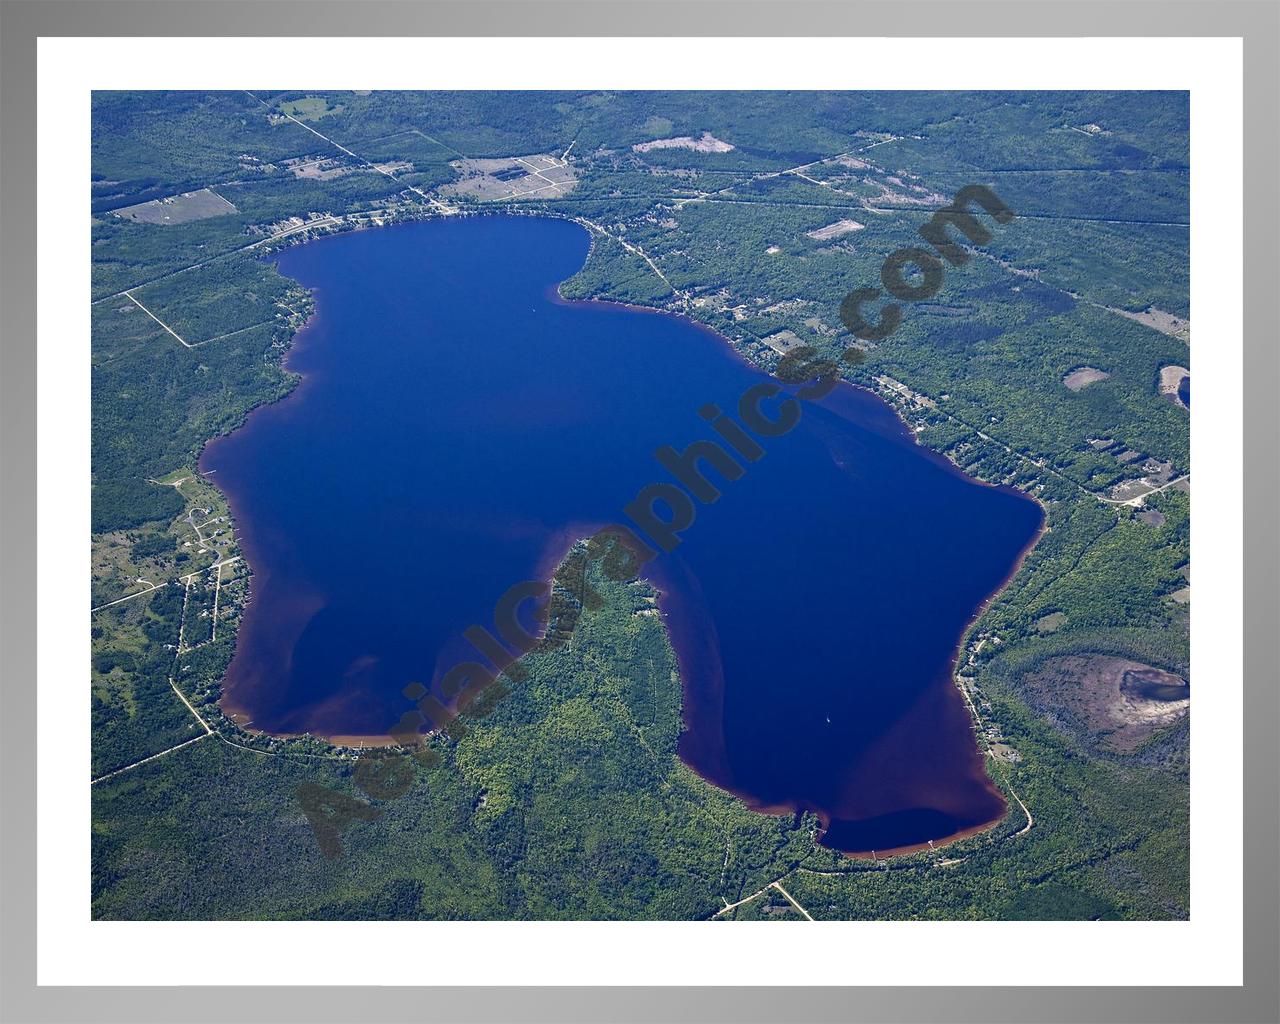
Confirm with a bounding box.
[202,213,1046,859]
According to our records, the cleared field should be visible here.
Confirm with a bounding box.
[278,96,343,122]
[114,188,237,225]
[762,329,803,354]
[633,132,734,154]
[1110,306,1191,343]
[806,218,865,241]
[284,155,414,181]
[1063,366,1111,391]
[1033,611,1067,634]
[444,154,576,200]
[1159,364,1190,408]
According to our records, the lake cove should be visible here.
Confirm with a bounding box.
[202,215,1044,856]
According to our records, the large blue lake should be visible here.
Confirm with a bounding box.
[202,215,1043,856]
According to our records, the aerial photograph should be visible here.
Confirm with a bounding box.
[90,90,1190,921]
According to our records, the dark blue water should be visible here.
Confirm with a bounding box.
[1178,375,1190,408]
[202,216,1043,856]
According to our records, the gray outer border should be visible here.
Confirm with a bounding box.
[1,1,1275,1021]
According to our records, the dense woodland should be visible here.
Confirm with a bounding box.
[91,90,1189,920]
